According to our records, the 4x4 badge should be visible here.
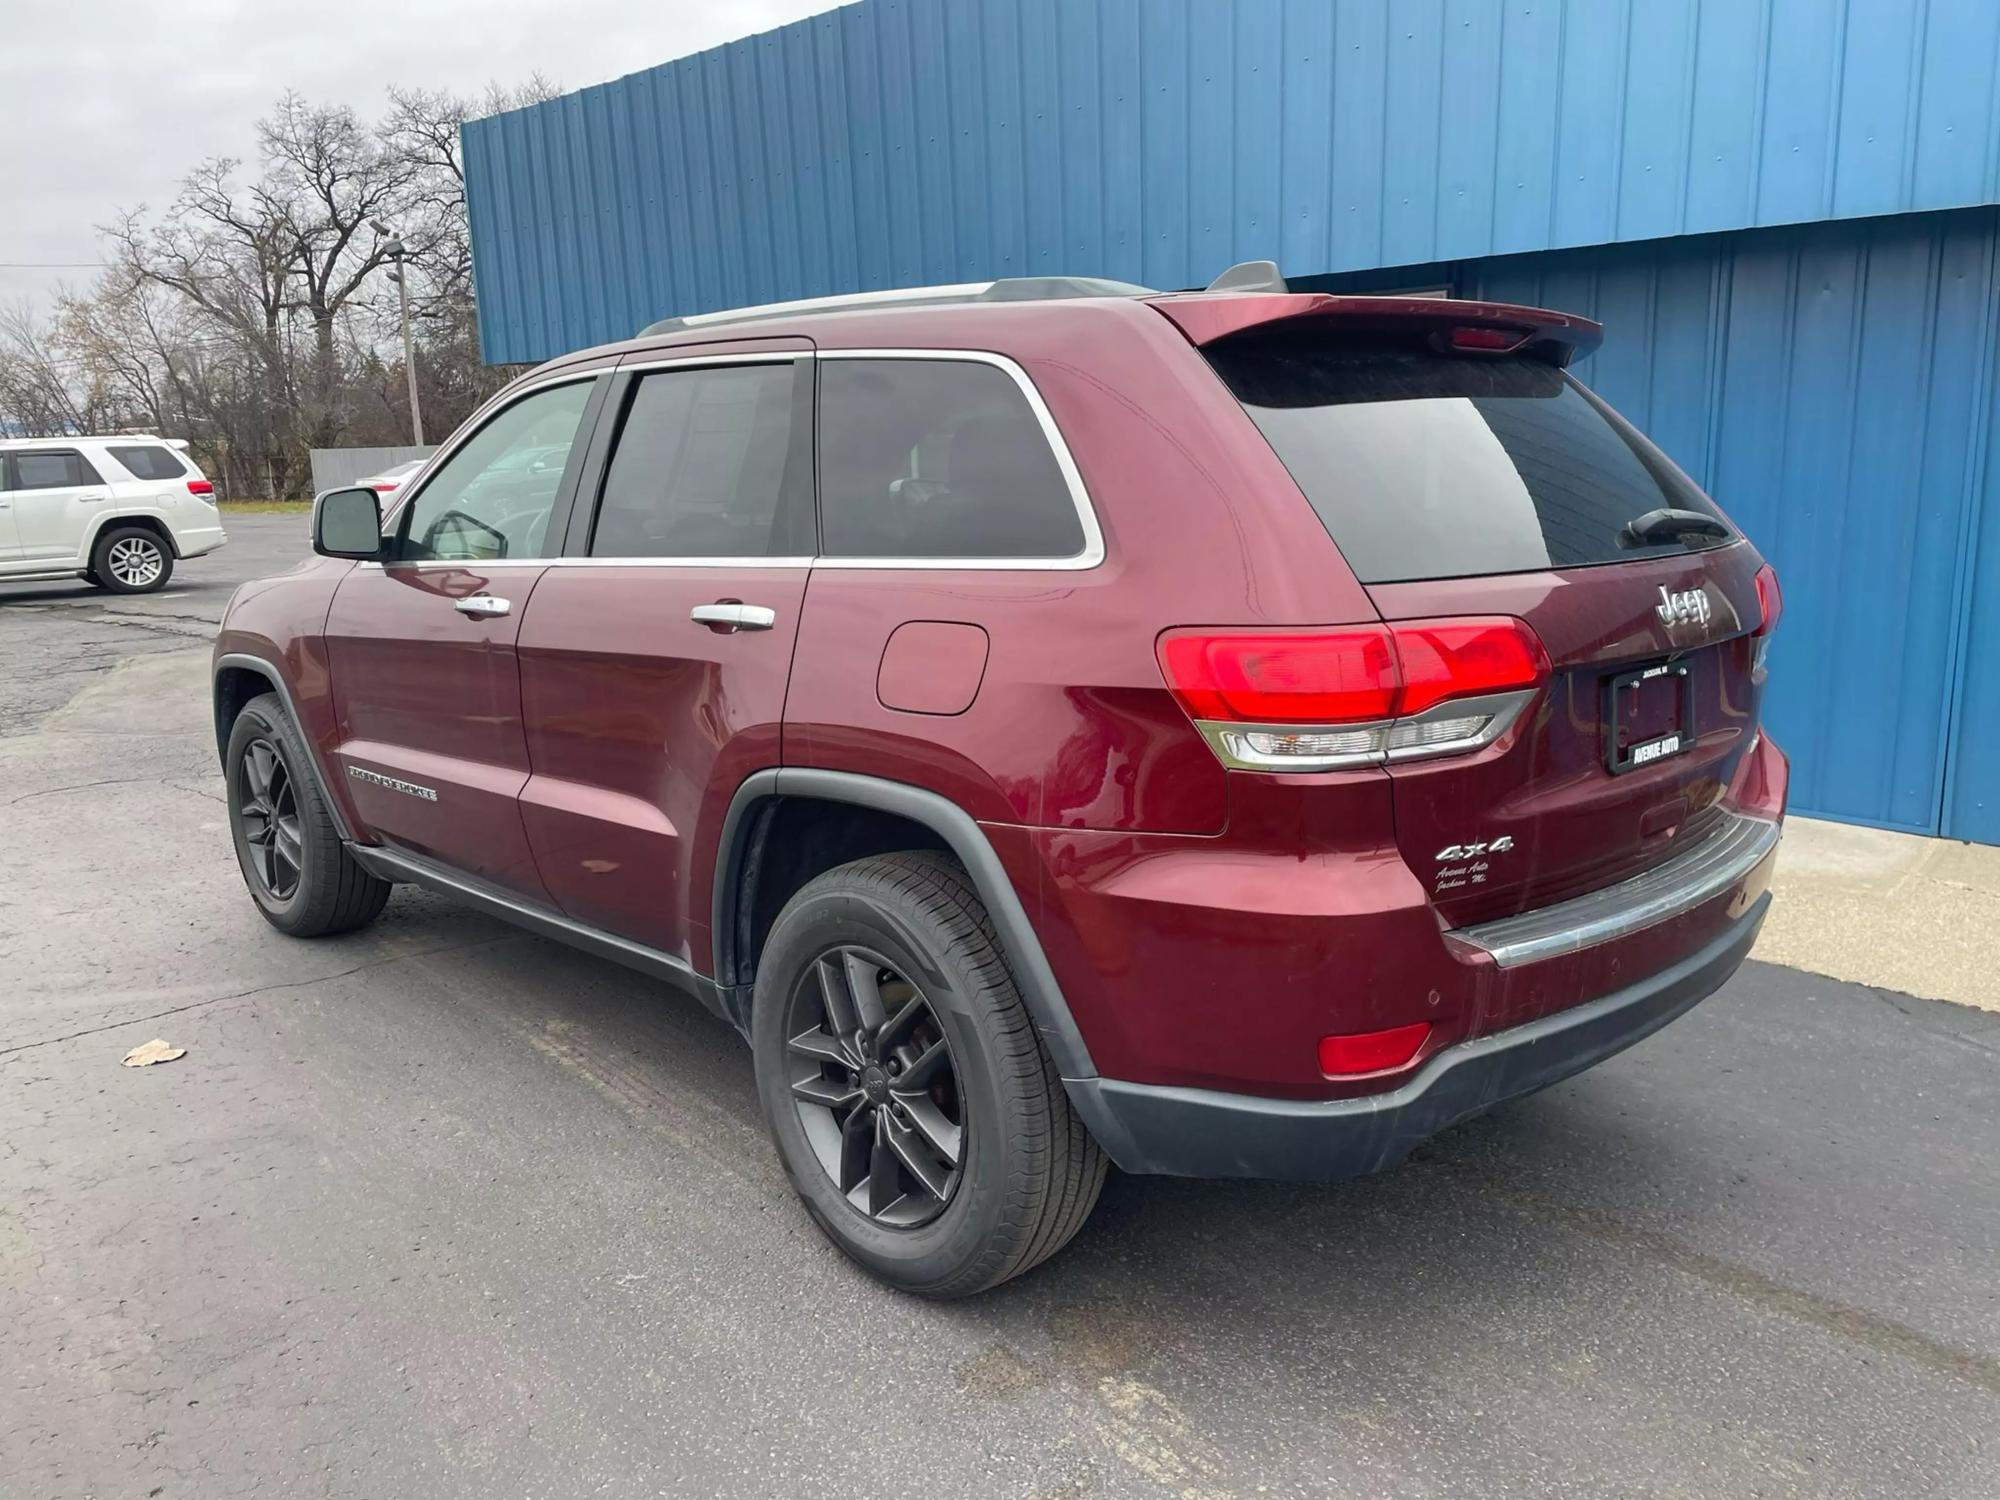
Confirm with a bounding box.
[1436,836,1514,862]
[1655,586,1712,627]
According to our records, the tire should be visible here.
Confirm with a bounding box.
[92,525,174,593]
[224,693,390,937]
[752,851,1106,1298]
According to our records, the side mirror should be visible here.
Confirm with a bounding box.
[314,486,384,559]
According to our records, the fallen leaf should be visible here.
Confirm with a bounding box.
[122,1039,186,1068]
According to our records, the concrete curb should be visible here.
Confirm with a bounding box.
[1756,816,2000,1012]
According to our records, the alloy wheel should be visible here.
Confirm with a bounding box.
[786,945,965,1227]
[236,739,304,900]
[107,536,165,588]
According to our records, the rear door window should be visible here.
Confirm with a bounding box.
[107,445,188,480]
[9,450,104,490]
[589,362,812,558]
[1203,335,1733,583]
[816,357,1086,561]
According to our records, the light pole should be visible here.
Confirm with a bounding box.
[373,220,423,446]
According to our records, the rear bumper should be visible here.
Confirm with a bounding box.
[1065,889,1769,1180]
[174,524,227,559]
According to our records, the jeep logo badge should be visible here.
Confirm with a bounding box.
[1655,586,1712,627]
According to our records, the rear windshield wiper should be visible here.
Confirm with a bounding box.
[1619,507,1732,549]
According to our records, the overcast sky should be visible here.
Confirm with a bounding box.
[0,0,831,314]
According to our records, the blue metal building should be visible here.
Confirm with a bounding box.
[462,0,2000,843]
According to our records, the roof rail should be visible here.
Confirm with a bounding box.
[638,276,1155,336]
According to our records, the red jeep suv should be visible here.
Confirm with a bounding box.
[214,269,1786,1297]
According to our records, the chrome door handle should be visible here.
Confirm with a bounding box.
[453,594,512,618]
[75,492,110,503]
[691,603,777,632]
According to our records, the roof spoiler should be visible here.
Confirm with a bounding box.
[1149,291,1604,367]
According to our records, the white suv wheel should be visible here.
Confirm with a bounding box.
[107,535,165,587]
[91,525,176,594]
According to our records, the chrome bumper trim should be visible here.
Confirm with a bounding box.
[1449,812,1781,968]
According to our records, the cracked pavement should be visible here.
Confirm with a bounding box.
[3,516,1998,1497]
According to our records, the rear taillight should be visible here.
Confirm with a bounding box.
[1752,564,1782,676]
[1157,617,1548,771]
[373,481,399,492]
[1754,564,1782,635]
[186,479,213,497]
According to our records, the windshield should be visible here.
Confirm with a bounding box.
[1204,334,1734,584]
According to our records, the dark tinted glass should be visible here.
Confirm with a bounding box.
[592,363,808,558]
[817,359,1085,559]
[108,445,188,479]
[1204,337,1732,583]
[10,450,103,490]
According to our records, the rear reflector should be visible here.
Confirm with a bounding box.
[1159,618,1547,770]
[1319,1022,1431,1077]
[186,479,214,496]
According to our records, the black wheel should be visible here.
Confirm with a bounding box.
[92,525,174,593]
[753,852,1106,1297]
[225,693,390,937]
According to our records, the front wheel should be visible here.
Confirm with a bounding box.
[225,693,390,936]
[92,525,174,593]
[752,851,1106,1297]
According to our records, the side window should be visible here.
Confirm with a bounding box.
[816,358,1086,560]
[108,445,189,480]
[394,379,594,562]
[589,362,810,558]
[10,450,104,490]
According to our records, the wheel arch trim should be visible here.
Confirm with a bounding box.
[213,652,355,843]
[713,768,1098,1081]
[85,509,182,560]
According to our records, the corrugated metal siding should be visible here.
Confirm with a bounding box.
[1455,209,2000,837]
[464,0,2000,364]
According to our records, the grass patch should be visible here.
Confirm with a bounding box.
[218,499,311,515]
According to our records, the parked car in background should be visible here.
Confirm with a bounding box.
[1,436,226,593]
[354,459,424,494]
[212,269,1787,1297]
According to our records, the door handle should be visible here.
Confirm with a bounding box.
[453,594,512,619]
[691,602,777,632]
[75,492,110,503]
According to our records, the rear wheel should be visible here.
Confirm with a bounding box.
[92,525,174,593]
[752,851,1106,1297]
[225,693,390,936]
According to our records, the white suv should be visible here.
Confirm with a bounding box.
[0,437,227,593]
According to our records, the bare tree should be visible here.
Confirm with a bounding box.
[382,75,560,314]
[30,77,554,497]
[259,92,421,448]
[0,300,97,436]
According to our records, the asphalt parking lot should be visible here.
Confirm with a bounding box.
[3,515,1997,1498]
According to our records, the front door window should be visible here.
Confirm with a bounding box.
[393,380,594,562]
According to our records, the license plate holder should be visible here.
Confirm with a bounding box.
[1604,660,1694,775]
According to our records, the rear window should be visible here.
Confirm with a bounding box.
[1204,336,1733,584]
[108,444,188,480]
